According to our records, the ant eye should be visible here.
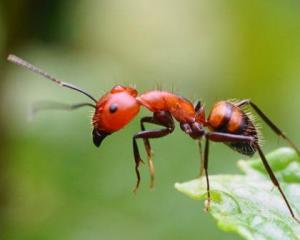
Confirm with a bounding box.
[109,103,118,113]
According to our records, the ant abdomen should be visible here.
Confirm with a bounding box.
[207,101,259,156]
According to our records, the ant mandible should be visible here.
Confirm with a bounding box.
[7,54,300,223]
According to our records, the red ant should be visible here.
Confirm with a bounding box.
[7,54,300,223]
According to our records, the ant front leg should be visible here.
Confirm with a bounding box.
[132,137,143,192]
[140,117,155,187]
[132,111,174,192]
[235,99,300,155]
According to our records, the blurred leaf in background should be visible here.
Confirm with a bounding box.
[1,1,300,239]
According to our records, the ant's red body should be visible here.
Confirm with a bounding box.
[7,54,300,223]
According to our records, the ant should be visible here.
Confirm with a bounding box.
[7,54,300,223]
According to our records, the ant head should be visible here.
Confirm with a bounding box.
[6,55,140,147]
[92,85,140,147]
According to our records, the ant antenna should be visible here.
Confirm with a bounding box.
[7,54,98,103]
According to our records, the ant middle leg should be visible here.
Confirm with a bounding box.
[203,137,211,211]
[132,111,174,192]
[203,131,255,211]
[197,140,204,177]
[235,99,300,155]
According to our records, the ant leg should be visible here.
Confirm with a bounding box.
[236,99,300,155]
[197,140,204,177]
[203,132,254,210]
[132,111,174,192]
[206,131,254,143]
[140,116,163,189]
[29,101,95,119]
[202,132,253,211]
[140,117,153,158]
[141,117,155,188]
[133,137,143,193]
[140,114,175,188]
[255,143,300,223]
[206,131,300,222]
[203,137,211,211]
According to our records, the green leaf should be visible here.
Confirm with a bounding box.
[175,147,300,240]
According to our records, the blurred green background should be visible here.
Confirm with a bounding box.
[1,1,300,239]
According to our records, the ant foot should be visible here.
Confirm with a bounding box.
[132,179,140,194]
[294,216,300,224]
[132,186,139,194]
[149,177,155,190]
[204,198,211,212]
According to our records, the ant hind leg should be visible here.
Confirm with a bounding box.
[235,99,300,155]
[255,143,300,223]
